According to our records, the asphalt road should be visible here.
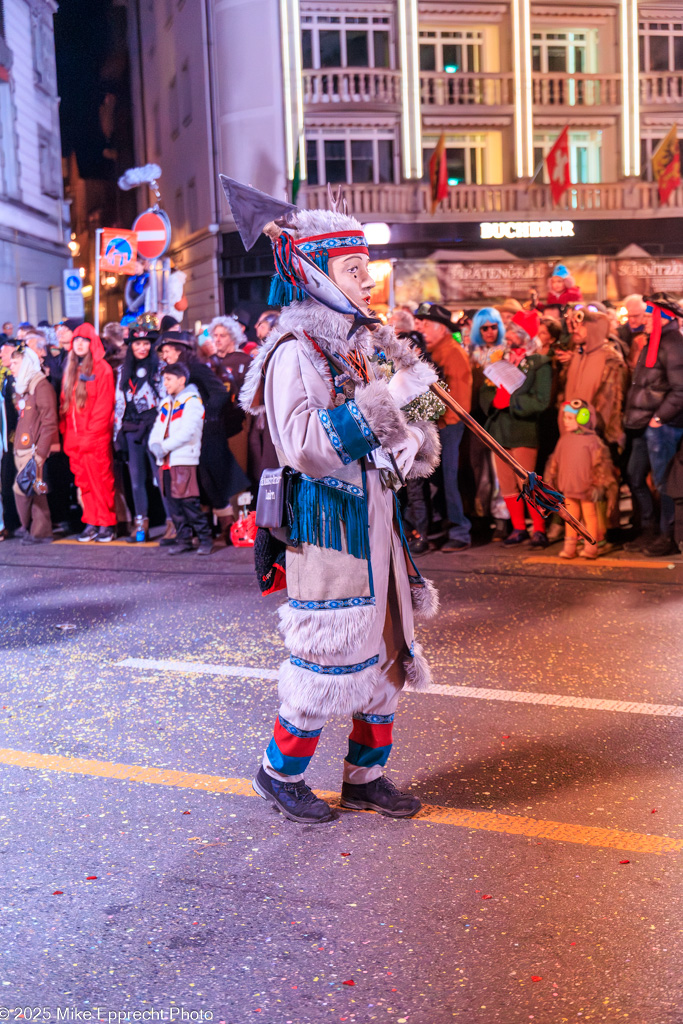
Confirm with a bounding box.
[0,536,681,1024]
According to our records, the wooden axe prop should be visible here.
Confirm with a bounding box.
[430,383,595,544]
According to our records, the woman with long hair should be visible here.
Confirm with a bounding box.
[60,323,117,542]
[114,334,164,541]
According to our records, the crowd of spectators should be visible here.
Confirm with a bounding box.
[1,279,683,560]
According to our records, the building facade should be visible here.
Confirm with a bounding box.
[0,0,70,325]
[128,0,683,320]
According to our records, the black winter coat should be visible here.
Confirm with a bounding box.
[623,321,683,431]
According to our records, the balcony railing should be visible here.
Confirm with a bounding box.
[532,73,622,107]
[420,71,514,107]
[298,180,683,219]
[640,71,683,104]
[303,68,401,107]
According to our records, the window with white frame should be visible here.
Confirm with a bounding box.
[639,22,683,71]
[419,29,483,74]
[305,132,397,185]
[533,130,602,183]
[38,127,60,198]
[31,12,57,94]
[0,78,20,198]
[301,13,393,69]
[531,30,595,73]
[422,135,486,185]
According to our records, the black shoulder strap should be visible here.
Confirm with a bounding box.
[261,331,296,381]
[248,332,296,411]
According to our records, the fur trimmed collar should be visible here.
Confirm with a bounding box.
[239,300,420,414]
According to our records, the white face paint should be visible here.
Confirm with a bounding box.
[327,253,375,311]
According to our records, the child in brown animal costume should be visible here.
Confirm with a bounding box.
[544,399,617,559]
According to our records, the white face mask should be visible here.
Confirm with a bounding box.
[327,253,375,310]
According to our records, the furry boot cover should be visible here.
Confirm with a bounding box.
[404,641,432,692]
[354,379,408,451]
[278,602,376,657]
[409,577,440,620]
[278,659,380,718]
[407,421,441,480]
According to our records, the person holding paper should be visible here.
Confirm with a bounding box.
[479,322,553,547]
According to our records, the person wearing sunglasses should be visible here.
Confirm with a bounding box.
[467,308,510,538]
[469,308,506,367]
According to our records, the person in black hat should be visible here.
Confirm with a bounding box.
[113,331,165,542]
[414,302,473,552]
[157,331,249,545]
[623,292,683,556]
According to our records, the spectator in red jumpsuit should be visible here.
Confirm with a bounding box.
[60,323,117,542]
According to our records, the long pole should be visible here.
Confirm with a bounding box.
[430,382,595,543]
[94,228,102,333]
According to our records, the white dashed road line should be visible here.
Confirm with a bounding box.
[118,658,683,719]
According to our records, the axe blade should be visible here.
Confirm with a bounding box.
[219,175,299,251]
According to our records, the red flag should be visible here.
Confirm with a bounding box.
[545,126,571,205]
[429,133,449,214]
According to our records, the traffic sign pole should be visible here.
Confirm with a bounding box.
[94,228,103,334]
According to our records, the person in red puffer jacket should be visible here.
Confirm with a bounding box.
[60,322,117,542]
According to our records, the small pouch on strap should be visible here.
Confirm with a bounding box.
[255,466,288,529]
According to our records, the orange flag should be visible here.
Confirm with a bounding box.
[429,134,449,214]
[652,125,681,205]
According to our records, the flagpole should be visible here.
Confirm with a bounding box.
[94,228,102,334]
[429,383,595,543]
[526,159,544,190]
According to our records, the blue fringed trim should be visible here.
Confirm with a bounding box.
[268,275,307,306]
[520,471,565,518]
[269,235,330,308]
[288,475,370,560]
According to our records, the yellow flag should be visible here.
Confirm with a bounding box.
[652,124,681,204]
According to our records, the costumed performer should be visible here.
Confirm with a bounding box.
[240,205,442,824]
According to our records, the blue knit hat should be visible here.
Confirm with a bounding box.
[551,264,570,278]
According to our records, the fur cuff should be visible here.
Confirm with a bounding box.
[404,642,432,692]
[354,379,408,450]
[410,577,440,620]
[407,421,441,480]
[278,602,376,657]
[278,658,380,718]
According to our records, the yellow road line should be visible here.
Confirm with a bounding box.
[524,555,677,569]
[0,747,679,855]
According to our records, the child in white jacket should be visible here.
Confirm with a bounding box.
[148,363,213,555]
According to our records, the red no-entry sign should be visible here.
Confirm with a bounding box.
[133,208,171,260]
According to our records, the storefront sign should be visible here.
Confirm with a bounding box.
[480,220,575,240]
[608,258,683,300]
[394,256,597,305]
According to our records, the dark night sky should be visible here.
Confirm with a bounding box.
[54,0,124,180]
